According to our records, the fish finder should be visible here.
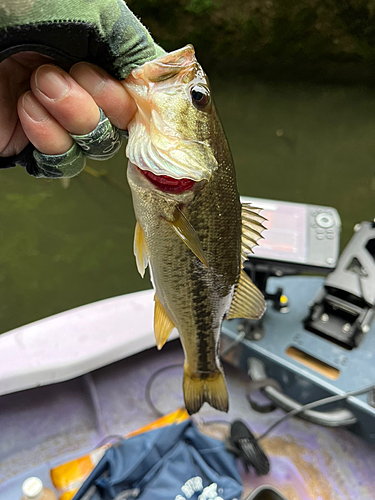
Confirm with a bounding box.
[240,196,341,312]
[241,196,341,275]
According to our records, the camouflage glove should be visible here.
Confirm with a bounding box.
[0,0,164,178]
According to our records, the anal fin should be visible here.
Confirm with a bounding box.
[228,270,266,320]
[183,364,229,415]
[134,221,149,278]
[154,294,175,350]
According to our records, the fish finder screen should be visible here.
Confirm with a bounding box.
[250,200,308,264]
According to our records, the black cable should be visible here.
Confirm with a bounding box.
[222,383,374,477]
[256,384,374,441]
[145,363,183,417]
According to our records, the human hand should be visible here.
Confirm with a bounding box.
[0,0,164,176]
[0,52,136,159]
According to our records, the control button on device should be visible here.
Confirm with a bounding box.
[316,212,334,228]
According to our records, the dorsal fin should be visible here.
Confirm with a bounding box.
[133,221,149,278]
[241,203,267,261]
[167,207,209,268]
[228,270,266,320]
[154,294,176,350]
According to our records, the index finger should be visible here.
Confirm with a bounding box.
[69,62,137,130]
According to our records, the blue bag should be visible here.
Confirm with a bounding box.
[73,420,242,500]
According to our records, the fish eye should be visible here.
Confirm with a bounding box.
[190,85,211,110]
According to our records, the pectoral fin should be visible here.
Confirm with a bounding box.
[167,207,209,268]
[134,221,149,278]
[154,294,175,350]
[241,203,267,261]
[228,270,266,320]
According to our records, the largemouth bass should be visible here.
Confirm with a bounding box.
[124,45,266,414]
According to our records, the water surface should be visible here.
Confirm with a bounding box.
[1,78,374,334]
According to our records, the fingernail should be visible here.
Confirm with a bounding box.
[70,63,106,96]
[35,65,69,100]
[22,92,49,122]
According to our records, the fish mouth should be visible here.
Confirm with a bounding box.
[137,167,195,193]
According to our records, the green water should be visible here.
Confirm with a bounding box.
[1,78,374,334]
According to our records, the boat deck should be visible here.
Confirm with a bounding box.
[1,338,374,500]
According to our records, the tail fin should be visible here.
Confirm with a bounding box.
[183,364,229,415]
